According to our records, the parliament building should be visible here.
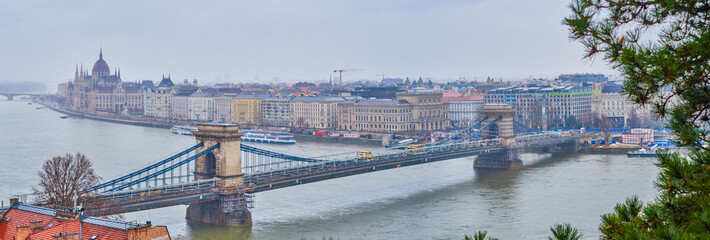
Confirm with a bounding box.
[63,49,143,114]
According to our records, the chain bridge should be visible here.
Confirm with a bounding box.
[82,104,582,227]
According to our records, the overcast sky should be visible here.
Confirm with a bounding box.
[0,0,616,87]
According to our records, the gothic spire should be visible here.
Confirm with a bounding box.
[99,48,103,59]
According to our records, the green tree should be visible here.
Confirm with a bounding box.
[565,0,710,238]
[464,231,499,240]
[548,224,583,240]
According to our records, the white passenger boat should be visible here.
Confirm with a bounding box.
[171,125,198,135]
[240,130,295,144]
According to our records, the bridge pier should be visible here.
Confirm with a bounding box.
[186,200,252,227]
[474,149,523,170]
[186,123,253,227]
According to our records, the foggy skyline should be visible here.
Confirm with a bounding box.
[1,0,616,87]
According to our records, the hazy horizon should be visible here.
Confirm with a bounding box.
[1,0,616,87]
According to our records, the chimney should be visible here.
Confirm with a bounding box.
[16,225,31,240]
[30,219,44,233]
[9,197,18,205]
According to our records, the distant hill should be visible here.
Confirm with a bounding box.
[0,81,47,93]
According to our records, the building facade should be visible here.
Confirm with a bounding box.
[213,96,235,123]
[150,76,176,119]
[291,96,351,130]
[232,94,268,124]
[172,93,191,120]
[262,96,292,127]
[188,92,218,121]
[445,96,484,128]
[64,50,144,114]
[395,91,450,132]
[592,83,652,127]
[485,85,593,129]
[338,99,414,132]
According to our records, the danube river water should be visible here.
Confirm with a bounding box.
[0,99,660,239]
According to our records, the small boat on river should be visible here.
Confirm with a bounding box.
[171,125,198,135]
[240,129,295,144]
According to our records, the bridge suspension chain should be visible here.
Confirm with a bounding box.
[97,143,220,193]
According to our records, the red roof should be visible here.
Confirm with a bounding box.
[27,219,127,240]
[0,206,56,239]
[0,203,142,240]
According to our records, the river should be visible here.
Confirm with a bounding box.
[0,99,659,239]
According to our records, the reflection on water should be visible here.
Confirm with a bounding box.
[1,100,660,239]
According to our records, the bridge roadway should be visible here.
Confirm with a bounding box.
[88,133,577,216]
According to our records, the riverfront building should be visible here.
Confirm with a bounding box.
[261,96,293,127]
[150,76,177,119]
[291,96,354,130]
[213,96,235,123]
[591,83,653,127]
[64,49,144,114]
[485,85,593,129]
[395,91,450,132]
[337,99,414,132]
[188,92,220,121]
[443,92,484,128]
[337,91,450,133]
[232,94,269,125]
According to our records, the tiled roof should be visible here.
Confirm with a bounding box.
[0,203,150,240]
[0,203,57,240]
[16,204,56,216]
[26,219,129,240]
[82,216,138,230]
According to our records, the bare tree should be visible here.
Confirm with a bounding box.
[296,116,305,130]
[32,153,101,209]
[599,114,612,144]
[579,111,596,129]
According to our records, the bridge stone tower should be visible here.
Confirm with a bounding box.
[478,104,515,140]
[186,123,252,227]
[475,104,523,169]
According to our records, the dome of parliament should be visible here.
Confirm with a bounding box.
[92,49,110,75]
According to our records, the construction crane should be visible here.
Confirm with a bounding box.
[333,69,363,88]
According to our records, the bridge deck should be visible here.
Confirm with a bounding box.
[246,144,505,192]
[85,132,581,216]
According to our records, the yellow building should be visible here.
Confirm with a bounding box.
[232,94,268,124]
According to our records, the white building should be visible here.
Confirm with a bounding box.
[188,92,218,121]
[213,96,235,123]
[444,95,484,128]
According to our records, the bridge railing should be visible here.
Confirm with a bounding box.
[514,132,565,142]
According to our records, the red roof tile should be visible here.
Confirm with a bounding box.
[27,220,127,240]
[0,206,56,239]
